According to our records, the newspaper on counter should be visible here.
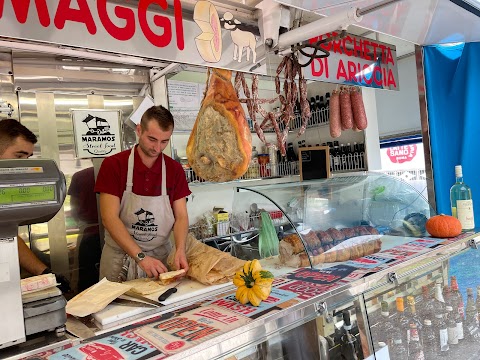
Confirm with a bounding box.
[136,305,250,354]
[66,277,133,317]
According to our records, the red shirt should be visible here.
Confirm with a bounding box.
[68,166,98,223]
[94,146,191,207]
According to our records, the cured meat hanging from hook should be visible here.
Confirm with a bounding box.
[350,86,368,130]
[233,55,311,156]
[329,90,341,138]
[339,86,353,130]
[187,68,252,182]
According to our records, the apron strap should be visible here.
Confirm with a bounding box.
[126,147,135,192]
[161,154,167,195]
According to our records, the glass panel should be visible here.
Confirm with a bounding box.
[232,173,435,275]
[225,299,371,360]
[364,247,480,360]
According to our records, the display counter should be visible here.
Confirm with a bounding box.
[3,174,480,360]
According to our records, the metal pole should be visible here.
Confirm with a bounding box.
[357,0,403,16]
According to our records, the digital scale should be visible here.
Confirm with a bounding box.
[0,159,66,349]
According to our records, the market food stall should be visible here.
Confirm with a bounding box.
[0,0,480,359]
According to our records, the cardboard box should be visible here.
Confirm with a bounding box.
[213,207,229,222]
[213,207,229,236]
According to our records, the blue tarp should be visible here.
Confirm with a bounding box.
[424,43,479,218]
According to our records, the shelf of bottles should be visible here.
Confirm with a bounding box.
[330,152,366,172]
[290,106,330,131]
[183,160,300,184]
[246,106,330,134]
[366,260,480,360]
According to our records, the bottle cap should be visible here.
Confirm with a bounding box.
[455,165,463,177]
[446,306,453,311]
[424,319,432,326]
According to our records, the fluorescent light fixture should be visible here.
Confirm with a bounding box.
[450,0,480,17]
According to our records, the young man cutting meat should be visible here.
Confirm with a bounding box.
[95,105,190,281]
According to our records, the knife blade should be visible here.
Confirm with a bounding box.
[123,291,162,307]
[112,298,157,308]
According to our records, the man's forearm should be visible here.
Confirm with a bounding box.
[173,216,189,253]
[103,217,142,258]
[17,236,48,276]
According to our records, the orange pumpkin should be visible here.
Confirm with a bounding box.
[425,214,462,238]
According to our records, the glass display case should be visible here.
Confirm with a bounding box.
[232,173,435,274]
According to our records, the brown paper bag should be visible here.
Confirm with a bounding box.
[168,233,245,285]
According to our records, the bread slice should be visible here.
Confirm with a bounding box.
[158,269,186,285]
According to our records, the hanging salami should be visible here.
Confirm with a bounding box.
[350,86,368,130]
[329,90,341,138]
[339,86,354,130]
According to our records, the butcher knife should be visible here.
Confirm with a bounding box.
[123,291,162,307]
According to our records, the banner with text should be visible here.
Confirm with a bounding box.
[301,32,399,91]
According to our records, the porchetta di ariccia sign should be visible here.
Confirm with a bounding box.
[302,32,399,90]
[0,0,265,74]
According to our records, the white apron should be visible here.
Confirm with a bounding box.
[99,147,175,282]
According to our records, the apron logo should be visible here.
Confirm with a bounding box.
[80,114,117,155]
[132,208,158,242]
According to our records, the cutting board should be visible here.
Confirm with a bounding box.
[139,278,232,305]
[93,279,233,328]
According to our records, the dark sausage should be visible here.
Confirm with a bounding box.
[329,90,341,138]
[340,87,353,130]
[351,86,368,130]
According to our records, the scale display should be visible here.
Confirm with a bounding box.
[0,183,56,206]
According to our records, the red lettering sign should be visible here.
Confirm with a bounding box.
[0,0,185,50]
[387,145,417,164]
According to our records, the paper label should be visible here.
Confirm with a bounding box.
[457,199,475,229]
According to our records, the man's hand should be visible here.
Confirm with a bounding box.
[42,268,71,293]
[137,256,168,279]
[174,250,189,273]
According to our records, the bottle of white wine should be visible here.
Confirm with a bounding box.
[450,165,475,231]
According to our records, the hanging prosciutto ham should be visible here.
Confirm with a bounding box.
[187,68,252,182]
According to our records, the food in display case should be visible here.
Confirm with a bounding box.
[233,173,435,270]
[279,227,382,267]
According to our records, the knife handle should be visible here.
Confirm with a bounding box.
[158,287,178,302]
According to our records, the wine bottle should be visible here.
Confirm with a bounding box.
[465,287,479,340]
[450,164,475,231]
[377,300,395,348]
[418,285,436,322]
[450,276,464,319]
[422,319,438,360]
[406,296,423,337]
[408,323,425,360]
[446,305,459,346]
[395,297,410,346]
[433,312,449,354]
